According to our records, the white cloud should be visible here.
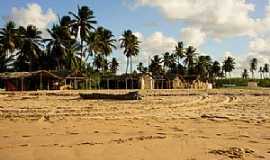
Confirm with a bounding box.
[6,3,57,37]
[180,27,206,47]
[130,0,270,40]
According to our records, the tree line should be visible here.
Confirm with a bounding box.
[1,5,267,81]
[0,5,140,76]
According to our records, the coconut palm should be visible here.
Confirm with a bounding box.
[184,46,198,75]
[137,62,144,73]
[0,46,14,72]
[211,61,221,80]
[175,41,185,66]
[250,58,258,79]
[222,56,235,79]
[149,55,163,76]
[0,21,18,56]
[259,66,264,79]
[242,69,249,79]
[88,27,116,57]
[110,57,119,74]
[69,5,97,71]
[15,25,43,71]
[120,30,140,74]
[195,55,212,80]
[263,63,269,79]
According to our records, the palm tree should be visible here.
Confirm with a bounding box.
[93,54,107,72]
[163,52,173,72]
[184,46,198,75]
[242,69,249,79]
[0,21,18,56]
[222,56,235,79]
[175,41,185,66]
[259,66,264,79]
[120,30,140,74]
[263,63,269,79]
[69,5,97,71]
[88,27,116,59]
[0,46,14,72]
[250,58,258,79]
[211,61,221,80]
[149,55,163,76]
[110,57,119,74]
[15,25,43,71]
[195,55,212,80]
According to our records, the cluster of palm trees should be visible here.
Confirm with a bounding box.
[0,5,140,76]
[137,42,236,81]
[242,58,270,79]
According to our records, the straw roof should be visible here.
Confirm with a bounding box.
[0,70,62,80]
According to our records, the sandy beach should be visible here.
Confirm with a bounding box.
[0,89,270,160]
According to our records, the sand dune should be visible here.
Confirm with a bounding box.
[0,89,269,160]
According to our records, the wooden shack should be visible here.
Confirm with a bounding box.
[0,70,62,91]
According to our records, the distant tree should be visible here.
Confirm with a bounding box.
[0,47,14,72]
[69,5,97,71]
[184,46,198,76]
[15,25,43,71]
[0,21,18,56]
[250,58,258,79]
[222,56,235,79]
[174,41,185,73]
[120,30,140,74]
[149,55,163,76]
[242,69,249,79]
[211,61,221,80]
[263,63,269,79]
[195,55,212,80]
[110,57,119,74]
[259,66,264,79]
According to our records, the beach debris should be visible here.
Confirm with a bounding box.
[80,91,143,100]
[209,147,255,159]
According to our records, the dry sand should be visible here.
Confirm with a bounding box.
[0,89,270,160]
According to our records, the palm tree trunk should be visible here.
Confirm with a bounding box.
[80,38,83,72]
[130,57,132,74]
[126,57,129,74]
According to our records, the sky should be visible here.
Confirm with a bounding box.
[0,0,270,76]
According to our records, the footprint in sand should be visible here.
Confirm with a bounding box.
[19,144,29,147]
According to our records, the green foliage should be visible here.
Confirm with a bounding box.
[215,78,270,88]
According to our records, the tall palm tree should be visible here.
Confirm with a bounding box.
[137,62,145,73]
[149,55,163,76]
[88,27,116,58]
[163,52,173,72]
[259,66,264,79]
[222,56,235,79]
[69,5,97,71]
[93,54,107,72]
[110,57,119,74]
[263,63,269,79]
[16,25,43,71]
[211,61,221,80]
[195,55,212,80]
[120,30,140,74]
[0,21,18,56]
[242,69,249,79]
[184,46,198,75]
[175,42,185,74]
[250,58,258,79]
[0,46,14,72]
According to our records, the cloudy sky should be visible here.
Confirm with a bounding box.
[0,0,270,76]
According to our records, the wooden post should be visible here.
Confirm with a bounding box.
[21,78,24,91]
[39,72,43,90]
[125,78,128,90]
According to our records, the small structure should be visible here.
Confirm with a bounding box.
[0,70,62,91]
[64,71,90,90]
[248,81,258,88]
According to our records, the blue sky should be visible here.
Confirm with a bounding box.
[0,0,269,75]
